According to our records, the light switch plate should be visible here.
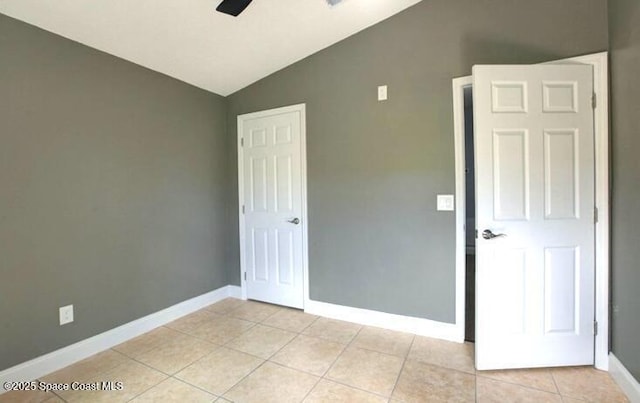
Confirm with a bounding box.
[437,194,454,211]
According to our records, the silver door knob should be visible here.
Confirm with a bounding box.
[482,229,506,240]
[287,218,300,225]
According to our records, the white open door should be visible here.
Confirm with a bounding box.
[473,65,595,370]
[238,105,306,309]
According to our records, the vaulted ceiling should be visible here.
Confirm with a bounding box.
[0,0,423,96]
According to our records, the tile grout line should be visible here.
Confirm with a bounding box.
[168,343,265,399]
[313,324,417,400]
[318,325,364,400]
[286,359,323,403]
[122,301,254,401]
[475,365,478,403]
[16,302,304,402]
[166,375,223,401]
[296,314,321,333]
[124,329,221,365]
[321,322,364,379]
[113,325,193,359]
[406,342,477,378]
[244,312,324,402]
[217,350,276,399]
[123,343,217,379]
[476,373,565,396]
[46,308,407,402]
[317,324,403,399]
[50,386,68,403]
[388,334,416,400]
[169,346,265,399]
[104,353,169,403]
[180,318,258,346]
[550,368,562,396]
[261,319,357,389]
[343,343,414,361]
[163,310,230,338]
[258,313,321,334]
[312,376,391,400]
[27,299,617,403]
[219,322,297,360]
[210,303,315,401]
[45,348,158,403]
[264,334,354,382]
[167,352,231,399]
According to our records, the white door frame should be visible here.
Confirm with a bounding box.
[237,103,309,308]
[452,52,609,370]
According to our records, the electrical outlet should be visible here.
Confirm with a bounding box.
[378,85,388,101]
[59,305,74,326]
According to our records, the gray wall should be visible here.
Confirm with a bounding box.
[227,0,608,323]
[0,15,229,370]
[609,0,640,381]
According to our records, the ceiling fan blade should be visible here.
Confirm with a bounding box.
[216,0,254,17]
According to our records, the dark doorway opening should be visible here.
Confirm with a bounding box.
[463,86,476,342]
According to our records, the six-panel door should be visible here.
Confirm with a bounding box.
[473,65,595,370]
[241,109,304,309]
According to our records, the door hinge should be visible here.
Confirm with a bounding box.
[242,205,245,214]
[244,272,247,281]
[594,207,599,224]
[594,320,598,336]
[240,137,244,147]
[592,93,597,109]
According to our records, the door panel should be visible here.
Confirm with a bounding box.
[250,157,268,212]
[240,108,305,308]
[544,246,578,334]
[474,65,594,370]
[544,130,579,219]
[493,129,529,220]
[275,155,293,213]
[485,247,527,334]
[275,229,294,285]
[251,228,269,282]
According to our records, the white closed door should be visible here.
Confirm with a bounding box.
[473,65,595,370]
[238,105,306,309]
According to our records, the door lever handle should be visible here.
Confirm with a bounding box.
[482,229,506,240]
[287,218,300,225]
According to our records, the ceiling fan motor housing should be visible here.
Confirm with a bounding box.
[216,0,254,17]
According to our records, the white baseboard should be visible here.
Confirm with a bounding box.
[228,285,243,299]
[304,299,464,343]
[609,353,640,403]
[0,285,242,392]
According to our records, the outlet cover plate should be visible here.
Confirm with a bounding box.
[378,85,388,101]
[59,305,74,325]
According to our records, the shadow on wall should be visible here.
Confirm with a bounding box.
[460,34,568,69]
[610,0,640,48]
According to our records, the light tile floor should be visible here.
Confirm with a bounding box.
[0,298,629,403]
